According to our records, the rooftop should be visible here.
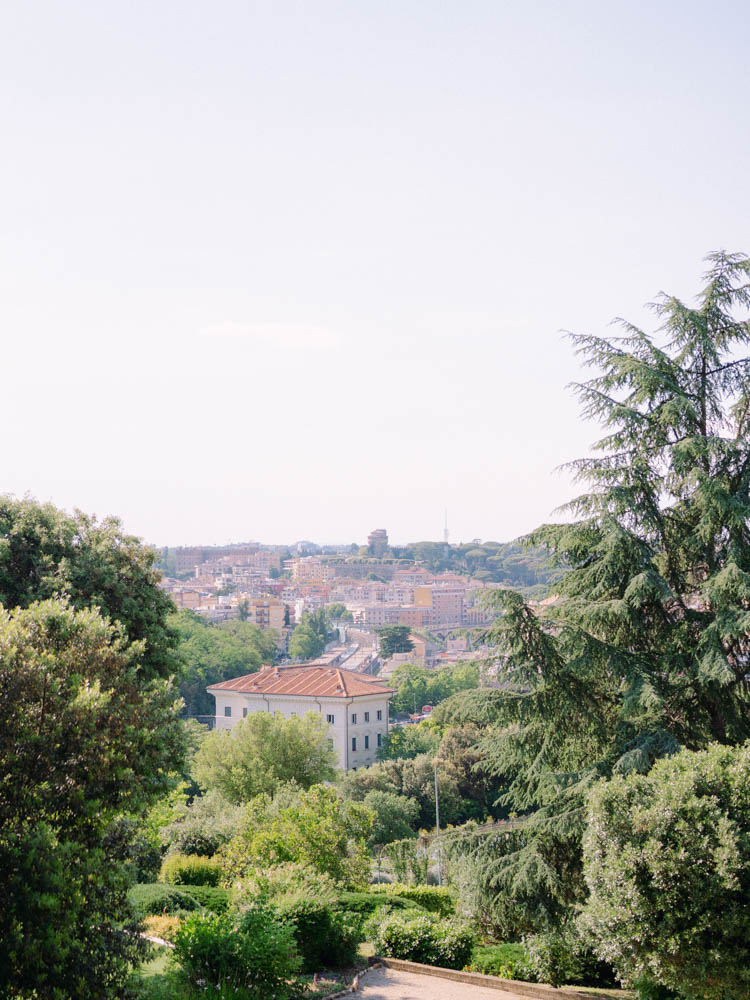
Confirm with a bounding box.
[207,663,394,699]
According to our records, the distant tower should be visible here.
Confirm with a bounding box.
[443,509,449,545]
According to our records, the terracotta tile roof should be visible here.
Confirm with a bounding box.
[207,664,395,699]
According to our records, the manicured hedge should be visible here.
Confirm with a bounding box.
[374,912,475,970]
[369,884,455,916]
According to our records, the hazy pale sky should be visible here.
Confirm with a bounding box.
[2,1,748,547]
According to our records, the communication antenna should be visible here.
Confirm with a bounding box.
[443,508,449,545]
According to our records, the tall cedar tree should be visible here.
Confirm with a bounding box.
[452,252,750,933]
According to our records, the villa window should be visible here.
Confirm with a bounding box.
[364,735,369,750]
[224,706,232,717]
[326,713,335,724]
[352,737,357,751]
[351,713,357,724]
[364,711,370,722]
[377,710,382,721]
[243,707,248,718]
[377,732,382,747]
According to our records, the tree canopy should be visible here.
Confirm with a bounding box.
[195,710,338,802]
[0,600,185,998]
[458,251,750,933]
[0,497,179,681]
[377,625,414,659]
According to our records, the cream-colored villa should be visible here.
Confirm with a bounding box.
[208,663,394,770]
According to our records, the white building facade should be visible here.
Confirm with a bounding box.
[207,664,393,770]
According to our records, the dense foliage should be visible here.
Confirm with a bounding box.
[581,742,750,999]
[0,498,180,681]
[271,894,362,972]
[171,611,277,717]
[0,600,184,999]
[288,608,330,660]
[195,710,337,802]
[449,253,750,936]
[161,853,223,887]
[377,625,414,659]
[222,784,373,888]
[159,789,243,857]
[391,539,563,594]
[172,906,301,1000]
[389,661,479,715]
[373,912,475,969]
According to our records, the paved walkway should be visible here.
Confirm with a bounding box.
[353,966,524,1000]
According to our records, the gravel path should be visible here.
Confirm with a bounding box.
[353,966,524,1000]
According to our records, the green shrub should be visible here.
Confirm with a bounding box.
[173,906,301,999]
[523,927,616,988]
[581,743,750,1000]
[129,883,203,918]
[272,893,362,972]
[234,862,338,903]
[369,883,455,916]
[177,884,232,914]
[162,789,243,858]
[374,912,475,970]
[161,853,222,887]
[468,942,527,978]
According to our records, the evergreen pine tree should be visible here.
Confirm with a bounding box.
[453,251,750,933]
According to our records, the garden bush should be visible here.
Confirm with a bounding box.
[272,893,362,972]
[129,883,203,919]
[369,883,455,916]
[523,927,617,988]
[161,789,243,858]
[177,884,232,914]
[581,743,750,1000]
[172,906,301,999]
[373,912,475,970]
[161,853,222,887]
[468,942,527,978]
[233,862,339,902]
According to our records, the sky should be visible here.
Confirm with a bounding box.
[2,0,749,547]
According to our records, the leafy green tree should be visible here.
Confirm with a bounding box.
[171,610,277,717]
[0,600,185,999]
[377,625,414,659]
[288,610,330,660]
[327,601,353,621]
[222,784,373,887]
[378,721,441,760]
[363,790,420,846]
[581,743,750,1000]
[462,251,750,933]
[390,661,480,714]
[195,711,338,802]
[288,622,325,660]
[0,497,179,681]
[237,598,250,621]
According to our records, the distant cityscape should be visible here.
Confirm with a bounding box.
[156,527,556,647]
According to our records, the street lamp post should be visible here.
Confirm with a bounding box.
[434,760,442,886]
